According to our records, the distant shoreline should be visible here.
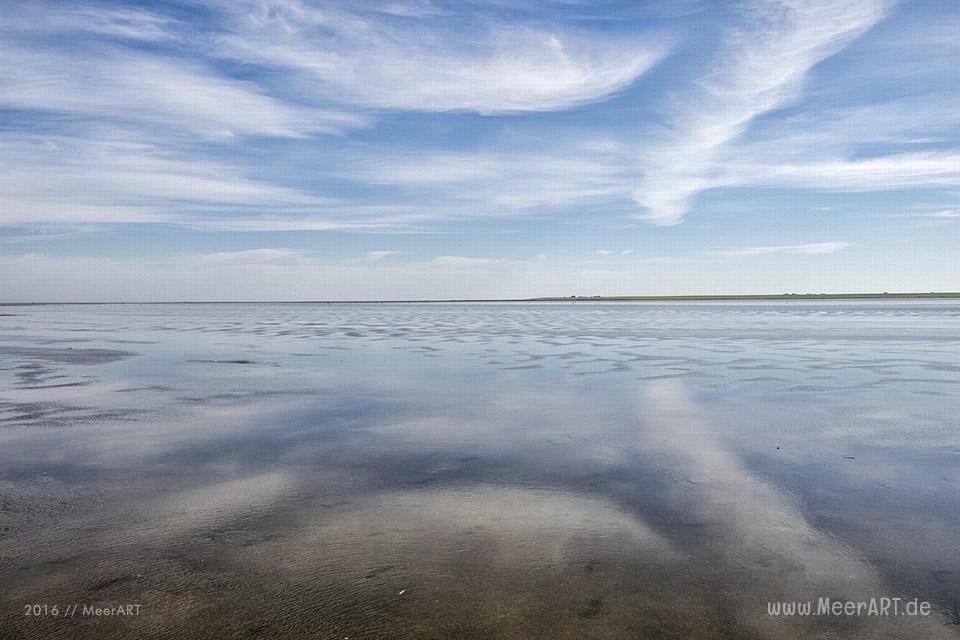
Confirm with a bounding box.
[2,292,960,305]
[527,292,960,302]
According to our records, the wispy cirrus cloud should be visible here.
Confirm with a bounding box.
[0,2,366,139]
[3,1,182,42]
[718,242,850,258]
[334,125,960,223]
[725,153,960,191]
[209,0,669,114]
[338,147,636,211]
[742,94,960,153]
[1,0,958,302]
[0,131,439,232]
[0,0,672,235]
[0,133,331,226]
[633,0,891,224]
[0,41,365,139]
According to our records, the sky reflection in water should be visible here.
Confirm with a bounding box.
[1,303,959,639]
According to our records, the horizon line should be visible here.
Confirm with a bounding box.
[2,292,960,306]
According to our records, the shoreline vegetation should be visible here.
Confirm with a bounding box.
[3,292,960,305]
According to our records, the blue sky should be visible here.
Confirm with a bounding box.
[1,0,957,301]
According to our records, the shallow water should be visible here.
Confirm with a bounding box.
[0,302,958,639]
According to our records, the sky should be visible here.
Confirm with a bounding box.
[1,0,958,301]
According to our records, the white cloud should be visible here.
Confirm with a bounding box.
[0,133,344,227]
[2,1,182,42]
[352,155,506,185]
[633,0,890,224]
[718,242,850,257]
[211,0,669,114]
[0,0,955,248]
[339,148,635,211]
[333,141,960,226]
[364,250,401,261]
[725,152,960,191]
[185,217,407,232]
[930,209,960,219]
[186,248,309,266]
[0,199,160,226]
[743,95,960,154]
[0,41,365,139]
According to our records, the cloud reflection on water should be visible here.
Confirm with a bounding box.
[1,303,959,638]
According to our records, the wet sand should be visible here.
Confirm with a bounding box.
[1,303,959,638]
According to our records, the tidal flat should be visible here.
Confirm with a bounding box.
[1,302,959,639]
